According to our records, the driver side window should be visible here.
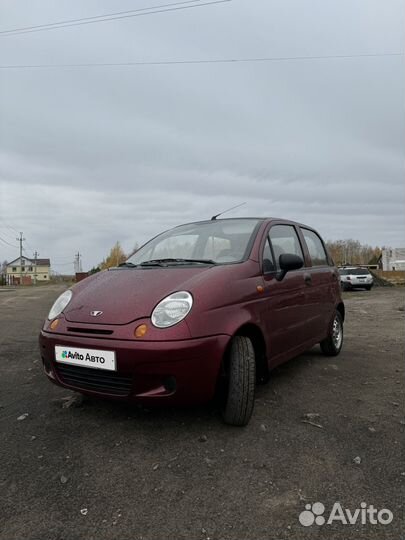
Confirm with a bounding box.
[269,225,304,270]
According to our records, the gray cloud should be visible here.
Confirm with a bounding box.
[1,0,404,270]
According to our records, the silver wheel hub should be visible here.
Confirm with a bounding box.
[332,316,343,349]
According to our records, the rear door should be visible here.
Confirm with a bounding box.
[299,228,337,340]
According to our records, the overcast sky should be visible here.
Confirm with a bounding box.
[0,0,404,272]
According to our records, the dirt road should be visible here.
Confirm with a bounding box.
[0,285,403,539]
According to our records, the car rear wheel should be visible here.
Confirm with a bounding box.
[320,311,343,356]
[221,336,256,427]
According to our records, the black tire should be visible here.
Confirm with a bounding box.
[365,285,372,291]
[221,336,256,427]
[320,311,344,357]
[341,282,349,291]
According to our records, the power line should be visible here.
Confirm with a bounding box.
[0,227,17,242]
[24,239,36,253]
[52,257,74,263]
[0,219,20,234]
[0,0,230,36]
[0,220,37,253]
[0,0,201,33]
[22,247,38,259]
[52,257,74,266]
[0,235,19,248]
[0,52,402,70]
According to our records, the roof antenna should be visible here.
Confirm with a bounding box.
[211,202,246,220]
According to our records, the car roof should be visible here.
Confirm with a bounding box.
[174,217,313,229]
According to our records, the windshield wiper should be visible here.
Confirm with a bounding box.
[140,258,216,267]
[139,260,166,266]
[118,262,138,268]
[171,258,216,265]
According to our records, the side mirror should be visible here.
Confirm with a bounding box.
[276,253,304,281]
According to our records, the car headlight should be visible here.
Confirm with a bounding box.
[151,291,193,328]
[48,290,73,320]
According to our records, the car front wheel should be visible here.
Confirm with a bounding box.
[221,335,256,427]
[320,311,344,356]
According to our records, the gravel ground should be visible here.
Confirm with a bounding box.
[0,285,404,540]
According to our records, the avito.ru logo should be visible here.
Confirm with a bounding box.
[299,502,393,527]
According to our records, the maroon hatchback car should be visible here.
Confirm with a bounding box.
[40,218,344,426]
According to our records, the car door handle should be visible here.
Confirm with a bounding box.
[303,273,312,285]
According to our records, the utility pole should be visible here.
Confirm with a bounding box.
[33,251,38,285]
[16,232,25,285]
[74,252,82,273]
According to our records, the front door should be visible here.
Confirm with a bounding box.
[261,224,309,365]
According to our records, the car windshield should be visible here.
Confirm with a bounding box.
[127,219,261,266]
[340,268,370,275]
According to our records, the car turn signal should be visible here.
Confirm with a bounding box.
[50,319,59,330]
[134,324,148,338]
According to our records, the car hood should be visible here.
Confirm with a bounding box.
[64,266,216,325]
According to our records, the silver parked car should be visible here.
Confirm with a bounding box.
[339,267,374,291]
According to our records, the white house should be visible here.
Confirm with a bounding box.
[381,248,405,271]
[6,257,51,285]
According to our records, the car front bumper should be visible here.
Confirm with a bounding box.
[344,281,373,287]
[39,331,229,405]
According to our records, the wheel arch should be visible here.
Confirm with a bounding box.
[336,302,345,321]
[233,323,269,383]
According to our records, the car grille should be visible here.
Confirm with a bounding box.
[56,364,132,396]
[67,327,114,335]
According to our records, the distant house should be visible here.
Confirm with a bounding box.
[381,248,405,271]
[6,257,51,285]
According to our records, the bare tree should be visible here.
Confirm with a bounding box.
[326,240,381,266]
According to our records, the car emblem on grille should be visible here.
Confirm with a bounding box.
[90,310,103,317]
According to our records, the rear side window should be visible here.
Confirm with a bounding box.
[269,225,304,269]
[301,229,328,266]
